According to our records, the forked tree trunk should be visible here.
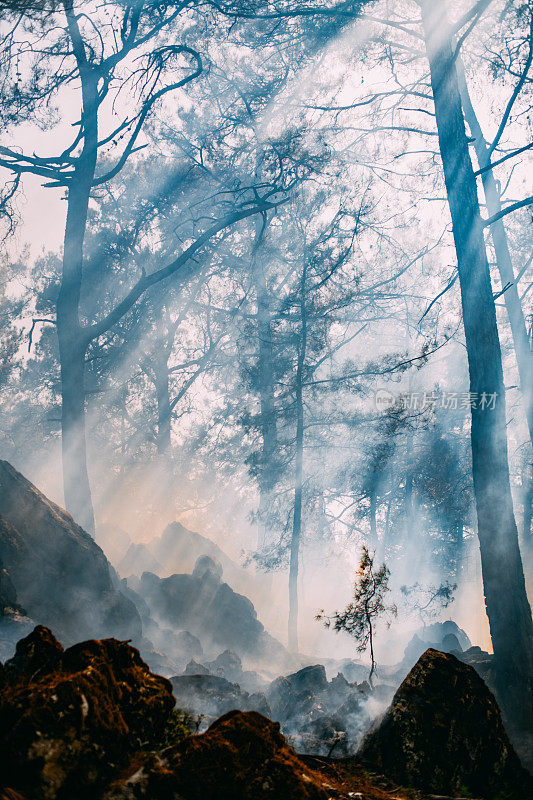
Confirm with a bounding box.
[456,57,533,450]
[57,157,97,534]
[420,0,533,729]
[55,15,99,534]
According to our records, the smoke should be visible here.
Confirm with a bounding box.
[0,0,530,727]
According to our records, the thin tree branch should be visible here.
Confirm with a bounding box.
[483,196,533,227]
[486,14,533,160]
[474,141,533,176]
[93,46,203,186]
[451,0,494,35]
[84,199,287,344]
[419,272,459,323]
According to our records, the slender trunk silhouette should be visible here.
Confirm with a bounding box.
[523,470,533,541]
[153,353,172,456]
[252,218,279,550]
[369,488,377,542]
[421,0,533,729]
[457,57,533,449]
[288,263,308,653]
[56,39,98,533]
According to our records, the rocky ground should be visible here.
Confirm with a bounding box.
[0,625,530,800]
[1,461,532,799]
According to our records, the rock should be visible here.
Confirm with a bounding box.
[193,554,223,581]
[0,462,142,645]
[173,630,204,660]
[288,664,329,694]
[358,648,529,797]
[455,644,494,682]
[94,523,132,567]
[0,518,32,661]
[264,663,374,757]
[266,664,339,720]
[142,625,204,673]
[441,632,462,652]
[137,563,289,668]
[0,565,20,614]
[423,620,471,650]
[0,517,27,615]
[4,623,64,676]
[330,671,351,695]
[401,620,471,669]
[103,710,334,799]
[300,714,351,756]
[184,659,210,675]
[267,675,298,719]
[238,668,268,694]
[335,690,368,720]
[148,522,258,599]
[205,649,242,681]
[117,543,162,579]
[323,658,369,684]
[202,653,269,694]
[170,673,271,721]
[0,626,175,799]
[290,686,371,757]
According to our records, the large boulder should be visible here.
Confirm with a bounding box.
[358,648,529,797]
[148,522,253,592]
[103,710,335,800]
[170,673,271,722]
[0,516,32,660]
[401,620,471,671]
[117,543,162,579]
[0,461,141,645]
[0,626,175,799]
[205,648,243,681]
[94,523,132,567]
[265,664,371,756]
[4,624,64,677]
[284,664,329,695]
[137,559,289,668]
[455,644,494,682]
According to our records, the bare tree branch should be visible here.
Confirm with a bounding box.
[486,13,533,160]
[483,196,533,227]
[84,198,287,344]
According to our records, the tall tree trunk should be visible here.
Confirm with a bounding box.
[55,12,99,534]
[152,347,172,456]
[454,521,464,579]
[288,265,308,653]
[57,153,97,534]
[403,428,415,541]
[369,487,378,542]
[252,219,278,550]
[57,309,94,533]
[57,181,94,534]
[524,467,533,541]
[421,0,533,729]
[456,57,533,449]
